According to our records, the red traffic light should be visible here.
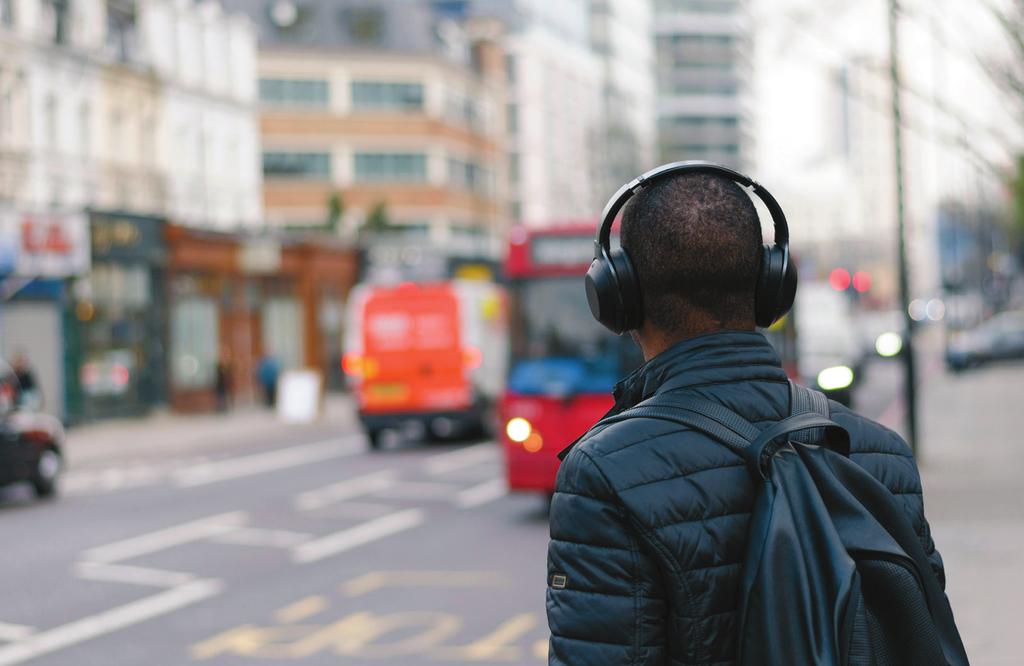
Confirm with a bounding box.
[852,271,872,293]
[829,268,851,291]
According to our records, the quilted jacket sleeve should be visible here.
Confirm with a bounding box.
[546,447,668,665]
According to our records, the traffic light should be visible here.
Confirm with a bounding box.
[829,268,851,291]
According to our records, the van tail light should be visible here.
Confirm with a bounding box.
[463,347,482,369]
[342,353,363,377]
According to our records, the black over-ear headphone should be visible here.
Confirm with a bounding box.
[585,161,797,334]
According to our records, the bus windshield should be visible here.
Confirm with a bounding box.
[508,277,643,396]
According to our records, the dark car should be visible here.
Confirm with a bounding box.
[946,311,1024,372]
[0,365,64,498]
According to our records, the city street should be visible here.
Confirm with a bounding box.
[0,342,1020,665]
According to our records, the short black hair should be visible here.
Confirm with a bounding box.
[620,173,762,333]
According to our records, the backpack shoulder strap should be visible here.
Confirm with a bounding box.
[789,381,830,445]
[596,393,759,455]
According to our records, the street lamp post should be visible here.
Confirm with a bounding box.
[888,0,919,454]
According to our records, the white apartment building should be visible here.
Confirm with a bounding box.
[0,0,261,228]
[590,0,657,197]
[654,0,753,170]
[471,0,604,227]
[0,0,261,420]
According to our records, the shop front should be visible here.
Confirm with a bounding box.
[166,226,357,412]
[0,211,91,422]
[67,212,168,421]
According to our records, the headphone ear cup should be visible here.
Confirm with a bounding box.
[777,256,798,321]
[755,244,784,328]
[586,258,624,334]
[609,248,642,332]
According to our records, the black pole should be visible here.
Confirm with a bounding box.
[888,0,918,454]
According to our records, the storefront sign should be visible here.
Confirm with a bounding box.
[90,212,166,263]
[0,212,91,277]
[238,238,282,274]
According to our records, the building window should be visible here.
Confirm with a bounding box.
[444,91,480,129]
[656,0,740,13]
[109,109,123,159]
[447,157,491,194]
[354,152,427,183]
[45,0,70,45]
[342,7,385,43]
[659,34,736,69]
[44,95,58,152]
[508,153,519,185]
[263,297,304,371]
[262,151,331,179]
[1,0,15,27]
[106,1,138,62]
[351,82,424,112]
[259,78,330,107]
[171,297,218,389]
[0,91,12,142]
[79,103,90,156]
[506,103,518,135]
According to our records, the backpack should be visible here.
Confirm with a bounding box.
[597,381,969,666]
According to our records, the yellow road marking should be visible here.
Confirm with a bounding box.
[189,624,315,660]
[342,570,509,597]
[434,613,537,661]
[274,596,329,624]
[533,638,549,660]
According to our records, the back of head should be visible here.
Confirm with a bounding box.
[621,173,762,335]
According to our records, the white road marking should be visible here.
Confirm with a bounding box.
[82,511,247,564]
[294,470,398,511]
[317,501,404,520]
[75,562,196,588]
[292,509,426,564]
[454,478,508,508]
[373,480,460,500]
[0,624,33,643]
[174,437,362,488]
[211,527,312,549]
[0,579,223,666]
[425,443,498,476]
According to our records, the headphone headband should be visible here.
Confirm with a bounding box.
[595,160,789,255]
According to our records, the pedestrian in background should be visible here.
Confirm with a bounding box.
[215,350,232,412]
[546,164,962,665]
[11,350,40,410]
[256,352,280,409]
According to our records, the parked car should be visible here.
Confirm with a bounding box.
[0,362,64,498]
[946,311,1024,372]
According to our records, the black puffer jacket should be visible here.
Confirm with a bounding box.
[546,331,945,666]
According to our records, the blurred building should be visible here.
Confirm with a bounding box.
[589,0,657,198]
[654,0,753,170]
[224,0,508,259]
[466,0,603,226]
[0,0,263,422]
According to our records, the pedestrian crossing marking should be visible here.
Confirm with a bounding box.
[341,570,510,597]
[274,596,329,624]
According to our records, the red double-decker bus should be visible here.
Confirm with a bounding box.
[499,225,644,494]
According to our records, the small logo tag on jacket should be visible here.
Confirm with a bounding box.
[551,574,567,589]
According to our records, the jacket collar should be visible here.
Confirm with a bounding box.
[611,330,786,410]
[558,330,785,460]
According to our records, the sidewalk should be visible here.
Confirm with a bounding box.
[64,393,360,466]
[917,359,1024,665]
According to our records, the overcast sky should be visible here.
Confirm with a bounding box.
[752,0,1021,205]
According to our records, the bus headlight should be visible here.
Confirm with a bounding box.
[817,366,854,391]
[875,332,903,358]
[506,417,533,443]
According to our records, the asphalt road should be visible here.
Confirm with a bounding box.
[0,360,902,666]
